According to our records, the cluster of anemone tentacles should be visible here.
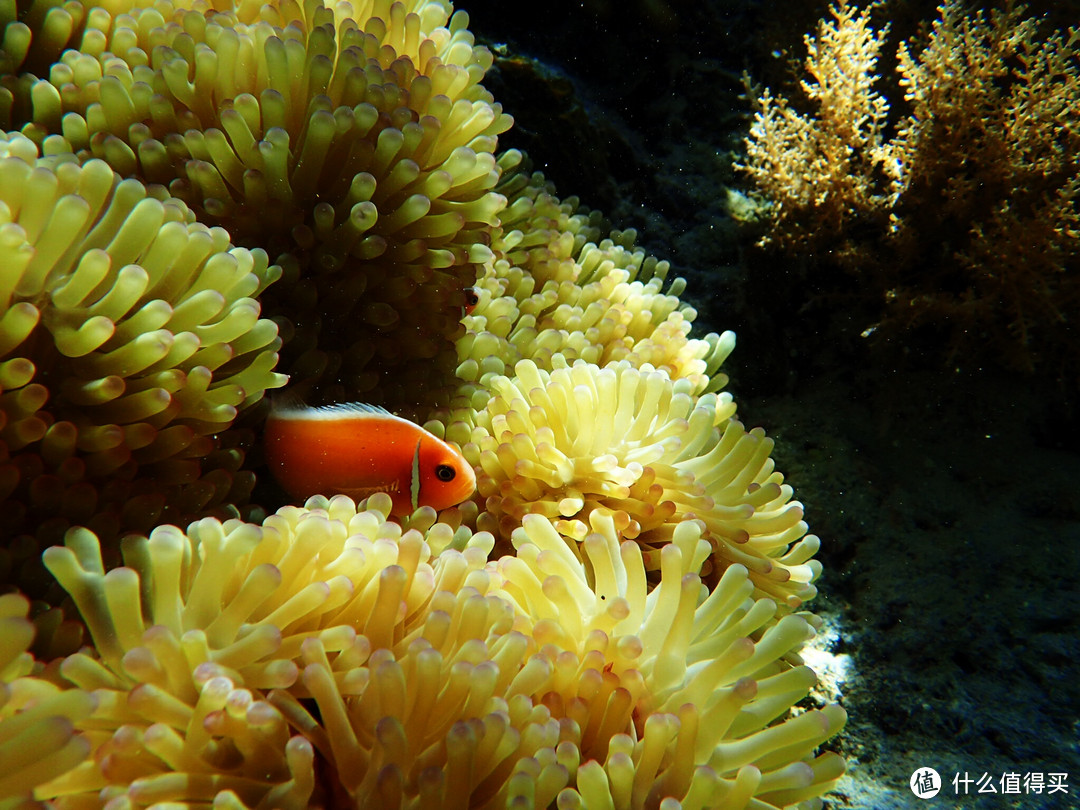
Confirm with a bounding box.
[1,0,846,808]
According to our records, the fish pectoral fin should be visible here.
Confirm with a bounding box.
[337,481,400,500]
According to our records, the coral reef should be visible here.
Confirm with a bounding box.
[0,0,846,807]
[738,0,1080,374]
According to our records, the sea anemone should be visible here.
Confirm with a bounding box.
[36,493,840,809]
[451,156,735,408]
[27,496,524,806]
[0,593,96,805]
[36,493,497,806]
[41,493,474,683]
[458,358,821,611]
[14,0,512,409]
[1,0,92,102]
[0,132,284,600]
[488,512,846,808]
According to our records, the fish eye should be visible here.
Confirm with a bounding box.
[464,288,479,306]
[435,464,457,482]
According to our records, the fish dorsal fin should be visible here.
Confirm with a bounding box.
[271,400,405,422]
[312,402,396,417]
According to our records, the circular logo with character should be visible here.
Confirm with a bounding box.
[910,767,942,799]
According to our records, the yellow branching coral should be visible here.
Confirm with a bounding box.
[0,593,96,805]
[738,0,1080,372]
[14,0,512,407]
[458,358,821,611]
[452,155,735,407]
[737,0,897,255]
[0,133,284,594]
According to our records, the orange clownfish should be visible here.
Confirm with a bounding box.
[462,286,480,317]
[264,402,476,516]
